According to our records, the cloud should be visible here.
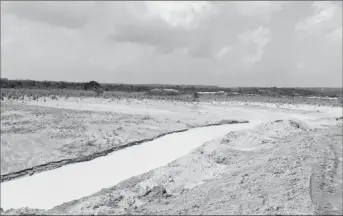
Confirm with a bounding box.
[145,1,213,29]
[1,1,96,29]
[107,1,218,57]
[1,1,341,87]
[233,1,288,18]
[108,23,187,54]
[107,1,291,61]
[295,1,342,36]
[290,1,342,87]
[327,26,342,42]
[107,1,277,59]
[238,26,271,65]
[215,46,232,59]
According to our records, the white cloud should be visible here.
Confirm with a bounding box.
[295,1,341,35]
[144,1,212,29]
[216,46,232,59]
[233,1,287,18]
[327,26,342,42]
[239,26,271,65]
[2,1,96,29]
[1,1,341,87]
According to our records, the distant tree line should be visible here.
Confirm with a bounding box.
[0,78,226,93]
[0,78,341,98]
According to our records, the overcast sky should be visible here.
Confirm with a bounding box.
[1,1,342,87]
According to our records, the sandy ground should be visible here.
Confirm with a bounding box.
[1,122,262,210]
[1,96,342,215]
[2,97,333,180]
[1,98,248,180]
[3,119,341,215]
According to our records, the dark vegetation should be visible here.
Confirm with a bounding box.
[83,81,101,91]
[193,92,200,102]
[1,78,342,98]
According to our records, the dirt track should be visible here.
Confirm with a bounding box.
[309,126,343,215]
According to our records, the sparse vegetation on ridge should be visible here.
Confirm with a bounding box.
[1,78,342,98]
[1,77,342,107]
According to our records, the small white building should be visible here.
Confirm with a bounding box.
[150,88,179,95]
[163,89,179,93]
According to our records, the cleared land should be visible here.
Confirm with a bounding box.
[43,120,342,215]
[1,90,342,215]
[1,99,242,180]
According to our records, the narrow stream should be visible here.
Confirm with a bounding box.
[1,121,261,210]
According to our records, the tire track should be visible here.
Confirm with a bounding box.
[310,128,343,215]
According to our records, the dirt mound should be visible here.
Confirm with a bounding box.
[142,185,170,198]
[128,124,341,215]
[217,119,309,151]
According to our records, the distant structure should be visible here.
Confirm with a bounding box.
[163,89,179,94]
[151,88,163,93]
[150,88,179,95]
[197,91,225,95]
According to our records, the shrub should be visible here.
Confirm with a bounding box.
[193,92,199,102]
[83,81,100,91]
[94,88,103,96]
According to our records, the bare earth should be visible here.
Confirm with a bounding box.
[1,98,249,180]
[1,96,342,215]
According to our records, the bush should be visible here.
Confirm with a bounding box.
[193,92,199,102]
[94,88,103,96]
[83,81,100,91]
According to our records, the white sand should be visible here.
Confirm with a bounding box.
[2,97,340,210]
[1,121,261,210]
[25,97,341,122]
